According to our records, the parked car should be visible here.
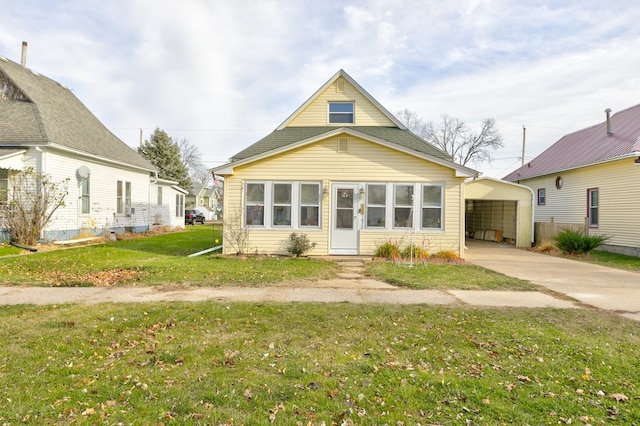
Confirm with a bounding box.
[185,209,206,225]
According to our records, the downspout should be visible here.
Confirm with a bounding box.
[148,171,158,231]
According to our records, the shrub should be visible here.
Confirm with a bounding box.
[286,233,316,257]
[432,250,460,260]
[374,240,400,259]
[401,244,428,260]
[554,229,609,255]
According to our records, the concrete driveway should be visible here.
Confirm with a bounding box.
[465,240,640,322]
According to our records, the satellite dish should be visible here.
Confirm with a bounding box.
[76,166,91,180]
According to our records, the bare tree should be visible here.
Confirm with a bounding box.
[398,110,504,166]
[190,165,213,188]
[6,167,69,246]
[396,108,429,136]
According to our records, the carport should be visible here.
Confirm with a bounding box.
[464,176,533,248]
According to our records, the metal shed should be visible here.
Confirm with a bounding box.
[464,176,534,248]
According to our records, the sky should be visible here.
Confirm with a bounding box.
[2,0,640,178]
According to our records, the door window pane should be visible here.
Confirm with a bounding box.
[336,188,354,229]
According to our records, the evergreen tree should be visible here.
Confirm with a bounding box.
[138,128,192,191]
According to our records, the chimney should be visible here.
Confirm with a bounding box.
[605,108,612,136]
[20,41,27,67]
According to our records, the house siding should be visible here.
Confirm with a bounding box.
[518,158,640,250]
[289,77,396,127]
[223,136,464,256]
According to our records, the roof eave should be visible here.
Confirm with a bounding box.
[46,143,157,174]
[509,152,640,181]
[212,127,478,178]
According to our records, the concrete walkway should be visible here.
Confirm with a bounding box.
[465,240,640,322]
[1,244,639,322]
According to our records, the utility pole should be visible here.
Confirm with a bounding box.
[521,125,526,166]
[139,128,143,147]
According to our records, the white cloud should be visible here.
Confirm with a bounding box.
[2,0,640,175]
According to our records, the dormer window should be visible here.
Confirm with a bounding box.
[328,102,354,124]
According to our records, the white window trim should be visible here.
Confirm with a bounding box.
[588,188,599,228]
[328,101,355,124]
[421,183,444,230]
[80,177,90,214]
[299,182,321,228]
[393,183,415,230]
[365,183,386,229]
[245,182,266,227]
[244,180,322,229]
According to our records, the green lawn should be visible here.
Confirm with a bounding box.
[364,260,538,290]
[1,303,638,424]
[0,226,338,286]
[1,227,639,424]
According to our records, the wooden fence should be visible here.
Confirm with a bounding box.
[534,217,587,244]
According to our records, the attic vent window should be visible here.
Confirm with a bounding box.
[336,79,345,92]
[329,102,354,124]
[338,137,349,152]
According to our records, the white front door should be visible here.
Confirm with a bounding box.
[330,183,359,254]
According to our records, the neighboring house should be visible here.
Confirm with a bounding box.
[0,52,186,241]
[504,104,640,256]
[187,183,221,220]
[213,70,477,256]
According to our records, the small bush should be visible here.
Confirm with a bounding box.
[554,229,609,255]
[432,250,460,260]
[374,240,401,259]
[286,233,316,257]
[401,244,428,260]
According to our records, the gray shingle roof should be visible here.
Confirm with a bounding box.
[0,55,155,171]
[230,126,454,162]
[504,103,640,181]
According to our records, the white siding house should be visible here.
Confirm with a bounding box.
[0,52,186,242]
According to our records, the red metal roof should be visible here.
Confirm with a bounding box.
[504,103,640,181]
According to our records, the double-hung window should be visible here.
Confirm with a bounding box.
[394,184,414,228]
[117,180,132,214]
[81,177,90,214]
[588,188,599,227]
[300,183,320,227]
[245,183,265,226]
[273,183,292,226]
[0,169,9,206]
[328,102,354,124]
[366,184,386,228]
[175,194,184,217]
[421,184,443,229]
[245,181,321,228]
[537,188,546,205]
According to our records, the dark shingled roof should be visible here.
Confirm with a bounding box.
[230,126,454,162]
[0,55,155,171]
[504,103,640,181]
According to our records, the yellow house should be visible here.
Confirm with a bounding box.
[213,70,477,256]
[504,104,640,256]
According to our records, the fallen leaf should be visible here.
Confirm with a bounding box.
[610,393,628,402]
